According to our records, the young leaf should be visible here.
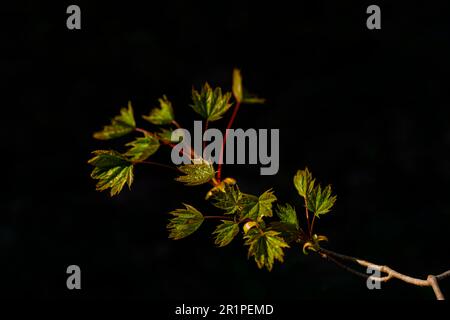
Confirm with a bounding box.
[88,150,134,196]
[190,83,233,122]
[205,177,237,200]
[232,68,243,102]
[244,229,290,271]
[175,160,215,186]
[210,184,242,214]
[167,204,204,240]
[213,220,239,247]
[275,203,299,229]
[294,167,315,198]
[142,95,174,125]
[232,68,265,104]
[307,185,336,217]
[125,134,160,161]
[93,102,136,140]
[246,189,277,221]
[210,184,258,216]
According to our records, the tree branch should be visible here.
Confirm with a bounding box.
[318,247,449,300]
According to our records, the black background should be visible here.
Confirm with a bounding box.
[3,1,450,301]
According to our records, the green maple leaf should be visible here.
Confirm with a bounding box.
[167,204,204,240]
[190,83,233,121]
[213,220,239,247]
[175,161,215,186]
[88,150,134,196]
[307,184,336,217]
[246,189,277,221]
[124,134,160,161]
[293,167,315,198]
[275,203,299,229]
[244,229,289,271]
[142,95,174,125]
[210,184,258,215]
[93,102,136,140]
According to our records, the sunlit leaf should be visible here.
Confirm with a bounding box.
[190,83,233,121]
[210,183,258,216]
[167,204,204,240]
[142,95,174,125]
[293,167,315,198]
[275,203,299,229]
[88,150,134,196]
[307,184,336,217]
[125,134,160,161]
[93,102,136,140]
[244,229,289,271]
[246,189,277,221]
[232,68,243,102]
[213,220,239,247]
[175,160,215,186]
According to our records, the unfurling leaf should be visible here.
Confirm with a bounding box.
[167,204,204,240]
[142,95,174,125]
[232,68,265,104]
[244,229,289,271]
[243,221,258,234]
[175,160,215,186]
[210,183,258,216]
[125,134,160,161]
[93,102,136,140]
[190,83,233,121]
[88,150,134,196]
[213,221,239,247]
[275,203,299,229]
[232,68,243,102]
[293,167,315,198]
[246,189,277,221]
[205,177,236,200]
[307,184,336,217]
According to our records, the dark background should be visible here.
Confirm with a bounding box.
[3,1,450,301]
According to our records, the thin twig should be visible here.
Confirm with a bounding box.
[317,247,449,300]
[428,275,445,300]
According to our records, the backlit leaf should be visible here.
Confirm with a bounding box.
[190,83,233,122]
[307,184,336,217]
[213,221,239,247]
[175,160,215,186]
[232,68,243,102]
[246,189,277,221]
[210,183,258,216]
[244,229,289,271]
[294,167,315,198]
[142,95,174,125]
[275,203,299,229]
[88,150,134,196]
[167,204,204,240]
[125,134,160,161]
[93,102,136,140]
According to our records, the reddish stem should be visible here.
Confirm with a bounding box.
[216,101,241,181]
